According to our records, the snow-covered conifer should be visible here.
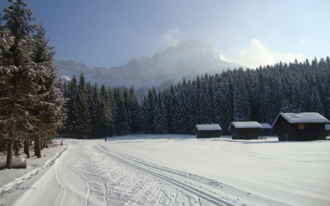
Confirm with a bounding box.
[154,92,167,134]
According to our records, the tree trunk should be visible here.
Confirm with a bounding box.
[6,139,14,169]
[24,140,30,158]
[35,135,41,158]
[14,141,19,156]
[36,134,41,158]
[34,137,37,156]
[40,139,43,150]
[24,140,28,154]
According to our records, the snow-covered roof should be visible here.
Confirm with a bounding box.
[195,124,222,131]
[228,122,262,130]
[259,123,272,129]
[325,124,330,130]
[273,113,330,126]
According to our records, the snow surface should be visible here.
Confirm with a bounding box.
[1,135,330,206]
[195,124,222,131]
[228,122,262,130]
[273,112,330,125]
[259,123,272,129]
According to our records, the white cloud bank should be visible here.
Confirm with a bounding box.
[161,28,182,46]
[230,39,304,68]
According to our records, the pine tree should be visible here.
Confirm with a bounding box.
[168,85,179,133]
[90,83,101,138]
[76,73,90,138]
[99,84,113,138]
[233,81,250,121]
[64,76,78,137]
[129,86,141,133]
[29,23,66,157]
[140,95,148,132]
[0,0,38,167]
[154,92,167,134]
[114,89,129,136]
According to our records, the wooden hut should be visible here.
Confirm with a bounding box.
[272,112,330,141]
[259,123,273,136]
[195,124,222,138]
[228,122,262,140]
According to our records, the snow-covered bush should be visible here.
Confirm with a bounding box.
[11,158,27,169]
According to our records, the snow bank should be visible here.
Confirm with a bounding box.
[11,158,27,169]
[0,158,27,169]
[0,146,67,196]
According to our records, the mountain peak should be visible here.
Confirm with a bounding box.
[56,40,242,94]
[165,39,216,53]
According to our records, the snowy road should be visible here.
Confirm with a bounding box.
[1,134,330,206]
[11,141,238,206]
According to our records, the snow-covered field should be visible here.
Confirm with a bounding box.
[0,135,329,206]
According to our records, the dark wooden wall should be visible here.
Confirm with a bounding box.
[196,130,221,138]
[259,129,273,136]
[231,128,261,139]
[276,116,326,141]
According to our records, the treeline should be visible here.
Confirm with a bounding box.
[0,1,66,169]
[61,57,330,137]
[59,74,141,138]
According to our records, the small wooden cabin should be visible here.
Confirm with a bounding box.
[228,122,262,140]
[272,112,330,141]
[195,124,222,138]
[259,123,273,136]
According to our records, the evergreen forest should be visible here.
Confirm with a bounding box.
[60,57,330,137]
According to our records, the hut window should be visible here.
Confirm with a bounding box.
[298,123,304,130]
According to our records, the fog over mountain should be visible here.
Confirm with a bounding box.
[55,39,243,92]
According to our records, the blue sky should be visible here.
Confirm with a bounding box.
[1,0,329,68]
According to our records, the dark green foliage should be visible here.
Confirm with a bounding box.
[0,0,65,166]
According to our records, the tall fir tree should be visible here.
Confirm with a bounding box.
[129,86,141,133]
[76,73,90,138]
[154,92,167,134]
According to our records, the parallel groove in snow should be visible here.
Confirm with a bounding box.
[96,145,234,206]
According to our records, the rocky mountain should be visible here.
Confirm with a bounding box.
[55,39,243,93]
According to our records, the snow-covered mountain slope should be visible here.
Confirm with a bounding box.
[55,39,243,89]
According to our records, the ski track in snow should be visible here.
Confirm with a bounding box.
[5,138,322,205]
[96,145,236,205]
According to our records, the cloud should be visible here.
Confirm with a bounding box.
[219,52,232,62]
[232,39,304,68]
[161,28,182,46]
[300,38,310,43]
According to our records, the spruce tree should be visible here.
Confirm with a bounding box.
[114,90,129,136]
[129,86,141,133]
[0,0,38,167]
[154,92,167,134]
[99,84,113,138]
[76,73,90,138]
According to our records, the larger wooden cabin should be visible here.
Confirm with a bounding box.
[272,112,330,141]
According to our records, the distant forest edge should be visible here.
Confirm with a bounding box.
[59,57,330,138]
